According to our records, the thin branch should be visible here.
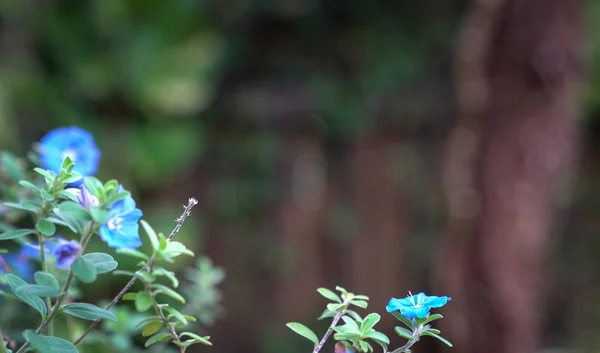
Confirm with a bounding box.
[74,198,198,346]
[312,295,353,353]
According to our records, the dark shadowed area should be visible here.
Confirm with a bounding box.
[0,0,599,353]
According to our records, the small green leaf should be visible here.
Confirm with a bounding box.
[116,248,150,261]
[72,257,97,283]
[135,316,162,328]
[163,241,194,257]
[16,284,61,297]
[421,331,452,347]
[391,311,414,329]
[360,313,381,333]
[40,189,55,201]
[142,321,163,337]
[36,219,56,236]
[152,284,185,304]
[364,331,390,345]
[345,310,363,321]
[326,303,344,311]
[359,340,371,353]
[82,253,118,274]
[62,303,117,321]
[57,201,90,221]
[4,274,46,316]
[286,323,319,346]
[0,229,35,240]
[353,294,369,300]
[165,307,188,326]
[141,220,159,250]
[89,207,109,224]
[351,300,368,309]
[144,332,172,348]
[420,313,443,325]
[153,268,178,288]
[83,177,105,201]
[23,330,78,353]
[317,288,341,303]
[394,326,414,340]
[122,293,138,301]
[3,201,41,213]
[317,309,336,320]
[179,332,212,346]
[135,292,154,312]
[18,180,40,192]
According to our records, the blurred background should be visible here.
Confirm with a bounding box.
[0,0,598,353]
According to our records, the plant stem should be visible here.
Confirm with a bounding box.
[37,200,54,336]
[312,294,354,353]
[73,198,198,346]
[389,340,416,353]
[15,223,95,353]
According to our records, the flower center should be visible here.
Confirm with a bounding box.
[408,292,425,308]
[62,149,78,162]
[107,216,124,231]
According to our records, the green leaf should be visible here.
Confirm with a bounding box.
[40,189,55,201]
[179,332,212,346]
[144,332,172,348]
[142,321,163,337]
[116,248,150,261]
[62,303,117,321]
[23,330,78,353]
[89,207,109,224]
[122,293,137,301]
[141,220,159,250]
[72,257,97,283]
[57,201,90,221]
[317,309,336,320]
[63,172,82,184]
[420,313,443,325]
[152,284,185,304]
[18,180,40,192]
[353,294,369,301]
[4,274,46,316]
[3,200,41,213]
[364,331,390,345]
[317,287,341,303]
[327,303,344,311]
[421,331,452,347]
[286,323,319,346]
[82,253,118,274]
[359,340,372,353]
[360,313,381,333]
[83,177,105,201]
[153,268,179,288]
[394,326,415,340]
[162,241,194,257]
[135,292,154,312]
[165,306,188,326]
[351,300,368,309]
[36,219,56,236]
[33,168,56,185]
[345,310,363,321]
[134,315,162,328]
[391,311,414,329]
[0,229,35,240]
[16,284,61,297]
[34,272,59,290]
[335,286,348,295]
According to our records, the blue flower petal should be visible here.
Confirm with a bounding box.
[39,126,101,177]
[399,307,418,319]
[414,306,431,318]
[386,298,404,312]
[422,295,451,308]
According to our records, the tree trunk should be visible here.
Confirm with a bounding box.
[439,1,583,353]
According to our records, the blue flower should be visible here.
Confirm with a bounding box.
[386,292,451,319]
[0,245,40,280]
[39,126,101,177]
[52,239,82,269]
[99,185,143,249]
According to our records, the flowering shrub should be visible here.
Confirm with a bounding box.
[0,127,222,353]
[1,126,453,353]
[287,288,452,353]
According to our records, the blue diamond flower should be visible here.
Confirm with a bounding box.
[99,185,143,249]
[39,126,101,178]
[386,292,451,319]
[52,239,82,269]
